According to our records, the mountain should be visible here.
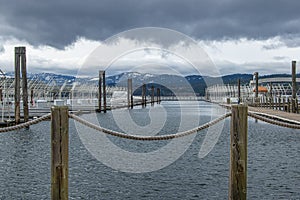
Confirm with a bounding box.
[3,71,298,96]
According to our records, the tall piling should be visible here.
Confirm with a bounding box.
[254,72,259,106]
[151,86,154,106]
[229,104,248,200]
[51,106,69,200]
[102,71,107,113]
[292,61,297,113]
[21,48,29,123]
[238,79,241,104]
[14,47,21,124]
[142,84,146,107]
[127,79,133,108]
[157,88,160,103]
[98,71,102,112]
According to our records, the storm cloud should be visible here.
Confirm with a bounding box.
[0,0,300,49]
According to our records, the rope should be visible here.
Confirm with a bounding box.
[249,111,300,125]
[69,112,232,141]
[248,112,300,129]
[0,113,51,133]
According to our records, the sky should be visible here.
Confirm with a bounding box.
[0,0,300,76]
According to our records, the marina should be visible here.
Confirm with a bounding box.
[0,101,299,199]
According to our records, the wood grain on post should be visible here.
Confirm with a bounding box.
[21,47,29,123]
[229,104,248,200]
[51,106,69,200]
[14,47,21,124]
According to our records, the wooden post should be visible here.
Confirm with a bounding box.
[287,98,291,112]
[142,84,146,107]
[30,89,34,106]
[238,79,241,104]
[151,86,154,106]
[157,88,161,104]
[102,71,106,113]
[0,86,2,102]
[21,47,29,123]
[14,47,21,124]
[254,72,259,106]
[127,79,133,108]
[229,104,248,200]
[292,61,297,113]
[98,71,102,112]
[51,106,69,200]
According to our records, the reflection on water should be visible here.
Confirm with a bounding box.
[0,101,299,199]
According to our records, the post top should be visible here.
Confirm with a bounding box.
[15,47,26,54]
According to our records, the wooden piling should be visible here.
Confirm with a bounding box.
[142,84,146,107]
[0,87,2,102]
[151,86,154,106]
[14,47,21,124]
[229,104,248,200]
[30,89,34,106]
[157,88,161,104]
[238,79,241,104]
[292,61,297,113]
[102,71,106,113]
[254,72,259,106]
[98,71,102,112]
[21,47,29,123]
[51,106,69,200]
[127,79,133,108]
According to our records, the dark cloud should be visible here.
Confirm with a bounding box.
[0,0,299,48]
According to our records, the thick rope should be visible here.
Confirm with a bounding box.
[0,113,51,133]
[249,111,300,125]
[69,112,232,140]
[248,112,300,129]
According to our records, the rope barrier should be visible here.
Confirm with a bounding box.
[248,112,300,129]
[0,113,51,133]
[249,111,300,125]
[69,113,232,141]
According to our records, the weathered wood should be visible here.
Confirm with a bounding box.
[254,72,259,106]
[238,79,241,104]
[127,79,133,108]
[292,61,297,113]
[21,48,29,123]
[142,84,146,107]
[98,71,102,111]
[51,106,69,200]
[14,47,21,124]
[157,88,161,104]
[229,105,248,200]
[102,71,107,113]
[0,87,2,102]
[151,86,154,105]
[30,89,34,106]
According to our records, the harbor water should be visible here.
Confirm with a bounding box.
[0,101,299,199]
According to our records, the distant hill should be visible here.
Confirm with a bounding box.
[2,71,298,96]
